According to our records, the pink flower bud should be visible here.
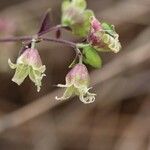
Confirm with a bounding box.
[90,16,102,32]
[88,17,102,45]
[88,17,121,53]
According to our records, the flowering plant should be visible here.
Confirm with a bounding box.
[0,0,121,104]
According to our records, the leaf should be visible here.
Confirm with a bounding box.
[38,9,51,36]
[82,45,102,68]
[102,22,117,37]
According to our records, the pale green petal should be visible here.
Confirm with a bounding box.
[33,65,46,73]
[55,86,75,100]
[29,68,45,92]
[12,64,29,85]
[8,59,17,69]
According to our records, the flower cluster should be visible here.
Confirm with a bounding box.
[61,0,121,53]
[7,0,122,104]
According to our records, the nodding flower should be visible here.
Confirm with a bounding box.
[88,16,121,53]
[56,63,96,104]
[8,48,46,92]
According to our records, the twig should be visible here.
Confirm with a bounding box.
[42,37,76,48]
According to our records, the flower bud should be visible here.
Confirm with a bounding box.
[88,17,121,53]
[56,64,96,104]
[61,0,94,37]
[8,48,46,92]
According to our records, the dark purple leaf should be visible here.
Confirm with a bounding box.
[38,9,51,36]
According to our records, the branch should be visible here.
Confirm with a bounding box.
[0,36,76,47]
[42,37,76,48]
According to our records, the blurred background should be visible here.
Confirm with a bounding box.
[0,0,150,150]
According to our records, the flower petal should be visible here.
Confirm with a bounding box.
[57,84,70,88]
[12,64,29,85]
[79,92,96,104]
[77,87,96,104]
[55,86,75,100]
[8,59,17,69]
[29,68,45,92]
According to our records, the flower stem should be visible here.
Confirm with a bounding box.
[42,37,76,48]
[0,25,82,59]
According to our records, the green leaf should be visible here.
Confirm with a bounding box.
[82,45,102,68]
[102,22,117,37]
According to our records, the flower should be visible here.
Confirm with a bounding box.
[88,17,121,53]
[8,48,46,92]
[56,64,96,104]
[61,0,94,37]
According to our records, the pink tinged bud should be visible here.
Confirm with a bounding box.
[56,64,96,104]
[90,17,102,32]
[8,48,46,92]
[88,17,121,53]
[88,17,103,45]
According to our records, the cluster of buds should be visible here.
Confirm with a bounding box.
[56,64,96,104]
[61,0,94,37]
[8,40,46,92]
[88,17,121,53]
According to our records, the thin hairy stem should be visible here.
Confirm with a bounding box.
[42,37,76,48]
[0,24,82,60]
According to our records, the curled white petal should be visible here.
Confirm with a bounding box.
[79,93,96,104]
[8,59,17,69]
[57,84,70,88]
